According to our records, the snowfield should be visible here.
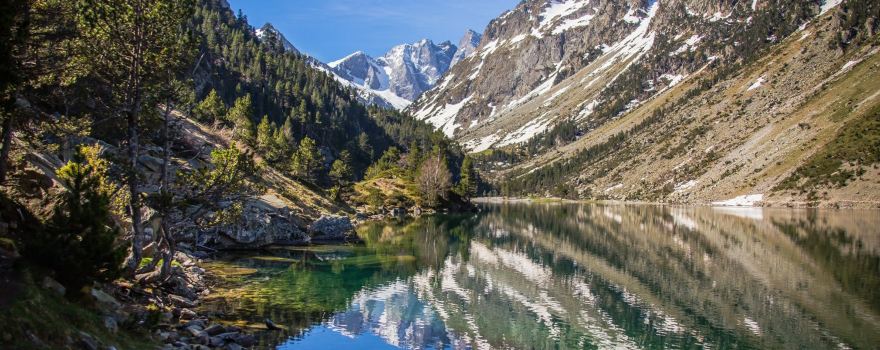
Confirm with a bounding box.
[712,194,764,207]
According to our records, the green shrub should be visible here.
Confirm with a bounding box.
[23,147,125,294]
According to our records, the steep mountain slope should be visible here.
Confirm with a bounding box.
[410,0,824,146]
[326,39,458,109]
[490,0,880,207]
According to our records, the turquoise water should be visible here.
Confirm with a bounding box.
[203,203,880,349]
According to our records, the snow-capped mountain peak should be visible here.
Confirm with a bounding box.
[256,23,299,54]
[326,38,460,109]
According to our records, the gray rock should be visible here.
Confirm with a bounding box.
[158,331,178,344]
[41,276,65,296]
[308,215,354,241]
[77,331,99,350]
[102,316,118,334]
[185,325,206,338]
[233,334,256,347]
[178,308,197,320]
[168,294,197,308]
[137,155,163,172]
[203,324,226,336]
[209,336,225,347]
[90,288,120,311]
[209,198,309,249]
[183,319,206,330]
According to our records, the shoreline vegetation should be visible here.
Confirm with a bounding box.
[472,197,880,209]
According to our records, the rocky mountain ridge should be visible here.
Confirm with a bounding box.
[465,0,880,207]
[409,0,833,146]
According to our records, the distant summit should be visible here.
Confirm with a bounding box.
[325,39,459,109]
[451,29,482,67]
[256,23,299,54]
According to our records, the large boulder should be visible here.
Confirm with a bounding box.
[208,196,308,249]
[308,215,354,241]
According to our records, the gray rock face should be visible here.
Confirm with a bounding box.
[451,29,483,67]
[308,215,354,241]
[380,39,457,101]
[209,196,308,249]
[330,51,386,90]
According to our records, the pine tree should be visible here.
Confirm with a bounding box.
[256,115,273,151]
[228,94,255,144]
[358,132,373,161]
[291,136,324,183]
[25,147,125,293]
[329,151,353,186]
[407,141,422,176]
[74,0,195,272]
[456,156,477,200]
[269,127,291,163]
[195,89,226,122]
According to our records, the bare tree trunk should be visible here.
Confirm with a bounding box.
[125,2,146,276]
[159,102,175,280]
[127,109,145,274]
[0,109,14,185]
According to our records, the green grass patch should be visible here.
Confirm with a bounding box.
[0,271,157,350]
[138,257,183,270]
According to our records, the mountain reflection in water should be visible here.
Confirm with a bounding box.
[201,203,880,349]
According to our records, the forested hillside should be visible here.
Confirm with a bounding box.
[192,0,462,180]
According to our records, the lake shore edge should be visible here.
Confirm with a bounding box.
[472,197,880,209]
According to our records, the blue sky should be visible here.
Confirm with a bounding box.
[226,0,518,62]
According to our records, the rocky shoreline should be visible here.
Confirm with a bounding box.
[104,211,402,349]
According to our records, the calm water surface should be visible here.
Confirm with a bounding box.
[201,203,880,349]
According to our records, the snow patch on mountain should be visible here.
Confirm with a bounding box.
[465,133,503,153]
[416,96,473,137]
[747,76,765,91]
[539,0,592,30]
[497,116,553,147]
[820,0,842,15]
[552,14,596,34]
[671,35,702,55]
